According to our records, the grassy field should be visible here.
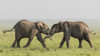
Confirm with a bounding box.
[0,31,100,56]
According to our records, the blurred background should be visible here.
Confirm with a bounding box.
[0,0,100,32]
[0,19,100,32]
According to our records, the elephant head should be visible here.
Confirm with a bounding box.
[36,21,50,35]
[36,21,54,41]
[50,21,63,34]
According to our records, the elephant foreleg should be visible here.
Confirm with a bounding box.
[36,34,46,48]
[58,37,66,48]
[66,40,70,48]
[64,33,71,48]
[23,30,38,48]
[64,26,71,48]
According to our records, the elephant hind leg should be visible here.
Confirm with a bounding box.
[84,33,93,48]
[17,37,22,48]
[11,33,21,48]
[11,38,17,47]
[23,30,37,48]
[23,37,34,48]
[78,38,83,48]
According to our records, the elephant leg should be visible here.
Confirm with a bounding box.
[11,38,17,47]
[65,35,70,48]
[11,32,19,47]
[17,38,22,48]
[64,27,71,48]
[66,40,70,48]
[84,37,93,48]
[65,34,70,48]
[84,33,93,48]
[23,37,34,48]
[23,30,37,48]
[78,39,83,48]
[84,38,93,48]
[36,34,46,48]
[58,37,66,48]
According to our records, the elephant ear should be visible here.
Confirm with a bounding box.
[37,22,44,31]
[63,21,71,30]
[66,21,71,27]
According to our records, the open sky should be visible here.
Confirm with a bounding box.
[0,0,100,19]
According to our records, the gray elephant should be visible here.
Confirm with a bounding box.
[2,20,50,48]
[44,21,93,48]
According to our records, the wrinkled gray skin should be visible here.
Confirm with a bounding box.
[2,20,50,48]
[44,21,93,48]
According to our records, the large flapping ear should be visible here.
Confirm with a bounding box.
[43,23,49,30]
[37,22,44,31]
[66,21,71,28]
[63,21,71,30]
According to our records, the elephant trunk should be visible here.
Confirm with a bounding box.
[43,32,54,42]
[43,28,55,41]
[44,34,53,40]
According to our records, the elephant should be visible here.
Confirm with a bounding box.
[44,21,93,48]
[2,20,50,48]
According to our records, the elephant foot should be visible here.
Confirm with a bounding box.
[11,45,15,48]
[78,46,82,48]
[23,45,28,48]
[43,47,47,49]
[58,46,62,48]
[43,46,46,48]
[17,46,21,48]
[11,46,15,48]
[90,46,93,48]
[43,45,46,48]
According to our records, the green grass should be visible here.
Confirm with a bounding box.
[0,32,100,56]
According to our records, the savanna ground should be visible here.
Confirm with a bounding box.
[0,31,100,56]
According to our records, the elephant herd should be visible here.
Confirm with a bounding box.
[2,20,93,48]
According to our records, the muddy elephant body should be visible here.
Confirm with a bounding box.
[3,20,50,48]
[44,21,93,48]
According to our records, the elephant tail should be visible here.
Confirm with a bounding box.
[2,23,16,33]
[90,32,96,35]
[2,20,27,33]
[2,27,15,33]
[89,30,96,35]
